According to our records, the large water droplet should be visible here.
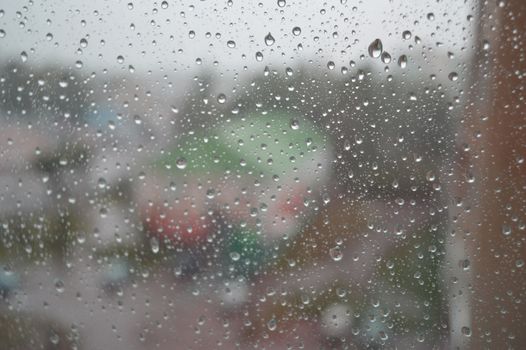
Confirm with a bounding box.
[461,326,471,337]
[330,246,343,261]
[290,118,300,130]
[292,26,301,36]
[381,51,391,64]
[368,39,383,58]
[267,318,277,331]
[398,55,407,68]
[264,32,275,46]
[176,157,187,169]
[150,237,159,254]
[54,279,65,293]
[217,93,227,104]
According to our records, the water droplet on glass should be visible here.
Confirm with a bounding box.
[426,171,436,182]
[20,51,28,62]
[448,72,458,81]
[161,1,168,9]
[368,38,383,58]
[97,177,107,189]
[290,118,300,130]
[49,331,60,345]
[381,51,391,64]
[461,326,471,337]
[117,55,125,64]
[277,0,286,7]
[267,318,277,331]
[427,12,435,20]
[230,251,241,261]
[292,26,301,36]
[80,38,88,48]
[227,40,236,48]
[150,237,159,254]
[502,224,512,236]
[54,279,65,293]
[217,93,227,104]
[264,32,275,46]
[176,157,187,169]
[329,246,343,261]
[255,51,264,61]
[398,55,407,68]
[402,30,412,40]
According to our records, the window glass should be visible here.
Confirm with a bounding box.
[0,0,524,349]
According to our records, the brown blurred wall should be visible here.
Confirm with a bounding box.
[469,0,526,348]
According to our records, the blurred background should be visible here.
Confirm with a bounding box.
[0,0,524,349]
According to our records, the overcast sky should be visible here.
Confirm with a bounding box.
[0,0,475,80]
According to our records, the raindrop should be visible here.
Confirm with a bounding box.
[161,1,168,9]
[227,40,236,48]
[448,72,458,81]
[402,30,412,40]
[97,177,107,189]
[80,38,88,48]
[461,326,471,337]
[20,51,28,62]
[255,51,263,61]
[398,55,407,68]
[264,32,275,46]
[290,118,300,130]
[426,171,436,182]
[329,246,343,261]
[267,318,277,331]
[50,332,60,345]
[54,279,65,293]
[502,224,512,236]
[292,26,301,36]
[176,157,187,169]
[277,0,286,7]
[381,51,391,64]
[368,38,383,58]
[150,237,159,254]
[217,93,227,104]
